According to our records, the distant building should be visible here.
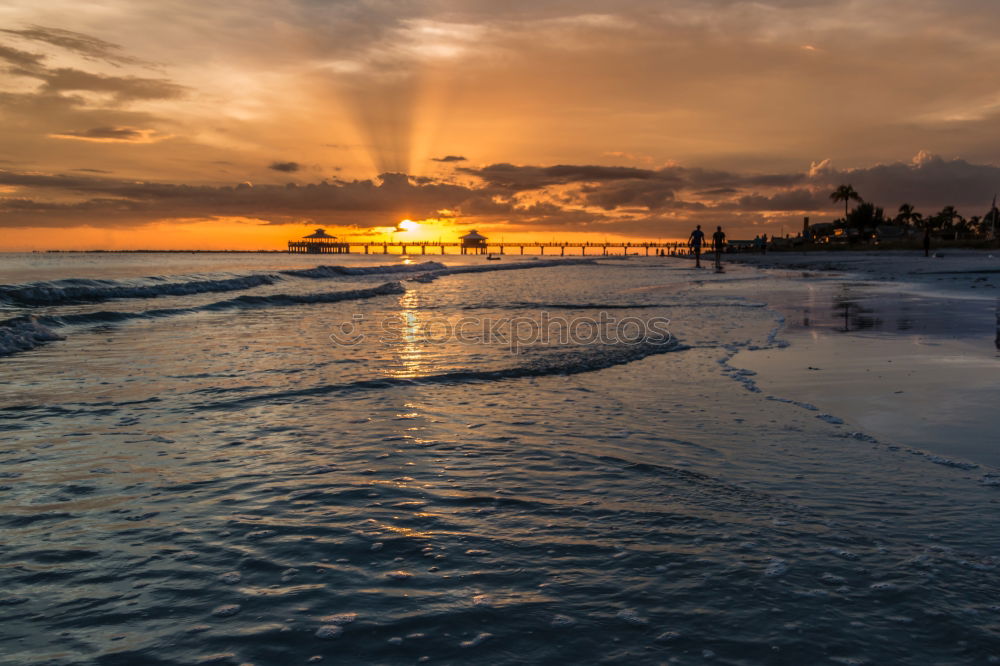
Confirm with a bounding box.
[807,222,836,243]
[288,228,349,254]
[459,230,488,254]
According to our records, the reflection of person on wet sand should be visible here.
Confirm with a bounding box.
[712,226,726,271]
[688,225,705,268]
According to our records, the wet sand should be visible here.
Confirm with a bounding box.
[723,250,1000,467]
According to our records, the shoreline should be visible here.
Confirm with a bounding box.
[718,250,1000,468]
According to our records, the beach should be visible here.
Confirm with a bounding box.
[1,250,999,665]
[726,249,1000,465]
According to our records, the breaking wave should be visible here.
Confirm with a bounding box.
[0,282,405,357]
[0,274,281,306]
[412,258,596,282]
[0,319,64,356]
[281,261,447,278]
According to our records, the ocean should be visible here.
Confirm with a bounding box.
[1,251,999,665]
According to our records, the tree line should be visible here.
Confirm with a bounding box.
[829,184,998,238]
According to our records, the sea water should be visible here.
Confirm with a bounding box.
[1,252,999,665]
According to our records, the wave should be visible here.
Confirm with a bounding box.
[0,319,64,356]
[411,258,596,282]
[0,282,405,357]
[192,339,685,410]
[281,258,592,281]
[0,258,595,307]
[281,261,446,278]
[0,274,281,307]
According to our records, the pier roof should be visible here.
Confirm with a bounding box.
[302,228,336,239]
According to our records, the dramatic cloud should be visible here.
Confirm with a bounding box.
[459,164,663,191]
[3,153,996,237]
[268,161,301,173]
[2,2,1000,247]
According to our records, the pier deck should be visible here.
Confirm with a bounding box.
[300,241,686,256]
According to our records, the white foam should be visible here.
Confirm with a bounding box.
[246,529,276,540]
[764,558,788,577]
[827,547,860,561]
[616,609,649,625]
[460,632,493,648]
[211,604,241,617]
[0,318,64,356]
[319,612,357,625]
[315,625,344,639]
[923,454,978,470]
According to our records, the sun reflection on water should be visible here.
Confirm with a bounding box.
[384,291,428,379]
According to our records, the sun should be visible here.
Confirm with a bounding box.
[396,219,419,232]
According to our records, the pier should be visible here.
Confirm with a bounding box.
[304,241,686,256]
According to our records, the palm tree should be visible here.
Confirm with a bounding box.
[830,185,862,222]
[933,205,961,231]
[896,203,922,229]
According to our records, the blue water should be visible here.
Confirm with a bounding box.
[1,252,999,665]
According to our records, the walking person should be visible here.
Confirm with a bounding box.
[688,225,705,268]
[713,225,726,272]
[923,227,931,257]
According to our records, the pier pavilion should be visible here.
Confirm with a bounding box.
[287,229,350,254]
[459,230,488,254]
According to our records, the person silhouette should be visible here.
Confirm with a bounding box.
[923,227,931,257]
[712,225,726,271]
[689,225,705,268]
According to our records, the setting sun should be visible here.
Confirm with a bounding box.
[396,219,419,232]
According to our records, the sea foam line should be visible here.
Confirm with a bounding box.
[189,339,686,410]
[0,282,405,357]
[0,273,281,306]
[281,261,446,278]
[0,258,594,307]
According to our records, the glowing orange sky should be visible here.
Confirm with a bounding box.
[3,2,1000,250]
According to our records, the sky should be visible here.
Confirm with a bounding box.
[2,0,1000,250]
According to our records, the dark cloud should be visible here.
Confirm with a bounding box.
[432,155,467,162]
[3,153,998,236]
[35,67,185,102]
[819,154,1000,214]
[730,188,827,212]
[579,179,678,211]
[459,163,660,190]
[269,161,301,173]
[0,42,44,68]
[0,25,144,66]
[0,170,494,228]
